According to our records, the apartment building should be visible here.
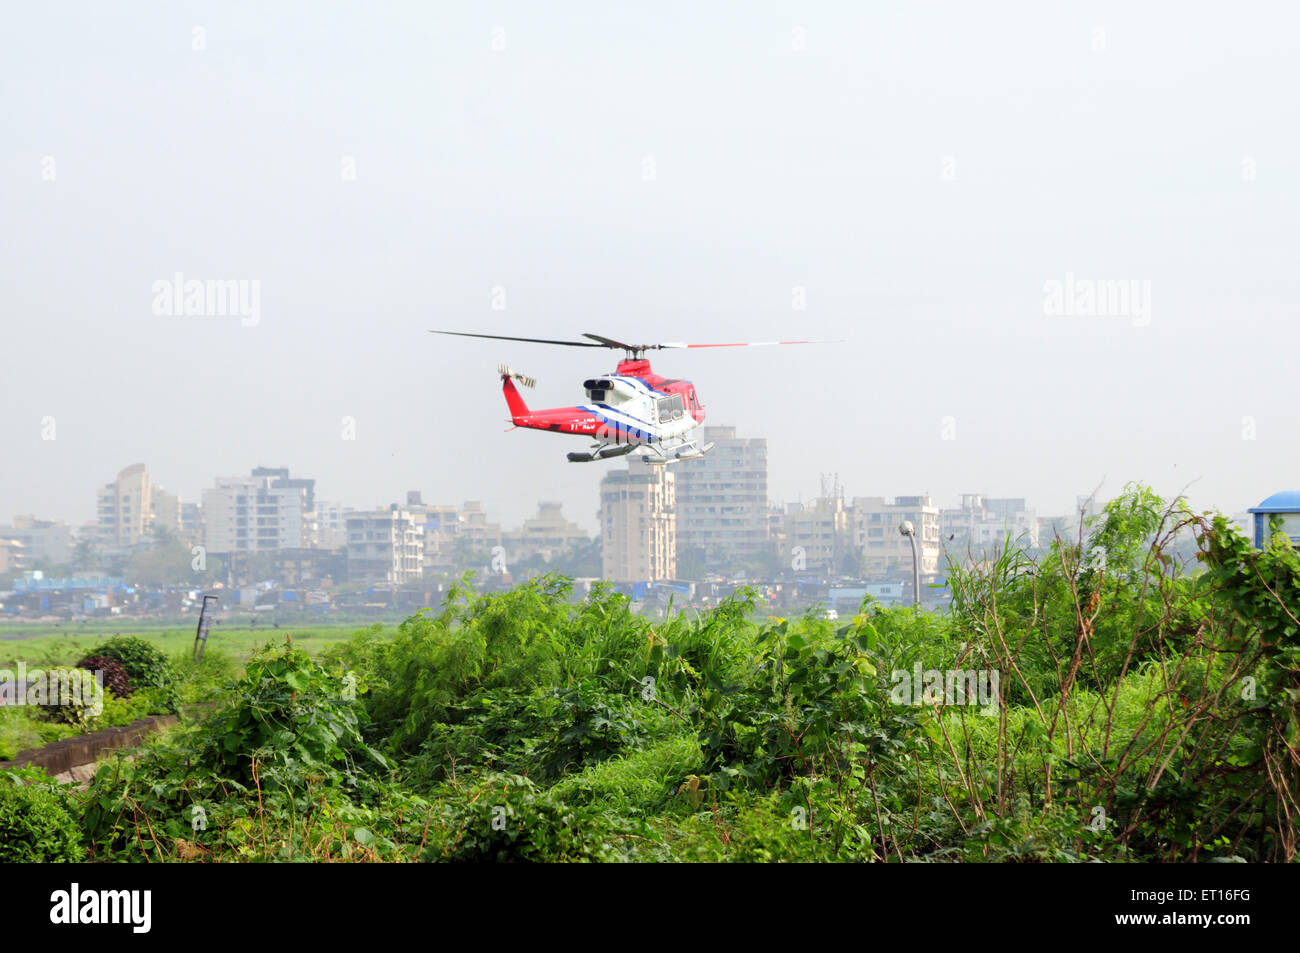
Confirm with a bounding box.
[599,457,676,582]
[673,426,769,572]
[503,502,589,564]
[313,501,352,550]
[403,498,506,572]
[0,536,26,574]
[151,487,184,539]
[784,496,850,574]
[457,501,503,551]
[179,502,202,546]
[941,494,1039,553]
[345,507,424,584]
[0,516,72,566]
[202,470,313,554]
[853,495,942,578]
[95,464,154,547]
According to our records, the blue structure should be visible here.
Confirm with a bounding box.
[13,574,124,592]
[1247,491,1300,548]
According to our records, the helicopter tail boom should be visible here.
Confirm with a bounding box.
[501,375,531,419]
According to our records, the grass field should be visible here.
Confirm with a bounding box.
[0,621,376,669]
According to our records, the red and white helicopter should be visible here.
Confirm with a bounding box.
[433,331,832,464]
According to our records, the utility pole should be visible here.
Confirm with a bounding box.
[899,520,920,610]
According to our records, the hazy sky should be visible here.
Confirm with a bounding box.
[3,2,1297,535]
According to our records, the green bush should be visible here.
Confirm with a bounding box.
[89,637,178,712]
[0,769,85,862]
[168,645,239,706]
[76,655,133,699]
[0,706,69,760]
[422,772,628,862]
[33,667,106,728]
[83,641,392,860]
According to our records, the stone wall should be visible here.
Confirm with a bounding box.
[0,715,177,778]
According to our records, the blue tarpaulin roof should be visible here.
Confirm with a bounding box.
[1249,491,1300,513]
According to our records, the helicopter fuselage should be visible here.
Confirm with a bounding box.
[502,358,708,461]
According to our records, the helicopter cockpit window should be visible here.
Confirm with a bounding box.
[658,394,684,422]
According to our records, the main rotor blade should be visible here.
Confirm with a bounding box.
[581,332,646,351]
[431,331,605,348]
[434,330,844,352]
[657,339,843,348]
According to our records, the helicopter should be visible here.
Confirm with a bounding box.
[432,330,832,464]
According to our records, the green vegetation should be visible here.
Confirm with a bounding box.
[0,623,363,670]
[0,768,85,862]
[0,636,235,760]
[3,485,1298,862]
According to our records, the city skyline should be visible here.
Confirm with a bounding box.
[1,440,1272,541]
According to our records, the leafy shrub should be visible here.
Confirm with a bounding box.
[34,667,105,728]
[168,646,239,705]
[0,768,85,862]
[200,642,388,791]
[405,688,558,787]
[83,641,391,860]
[662,787,870,862]
[89,636,174,690]
[551,733,703,814]
[89,636,178,713]
[533,679,646,781]
[77,655,133,699]
[0,706,71,760]
[422,772,627,862]
[99,686,160,726]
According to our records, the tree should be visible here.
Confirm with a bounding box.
[71,538,100,573]
[676,546,708,581]
[450,536,491,574]
[551,537,601,578]
[125,542,194,587]
[229,552,277,587]
[838,549,866,578]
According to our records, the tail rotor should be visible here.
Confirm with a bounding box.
[498,364,536,389]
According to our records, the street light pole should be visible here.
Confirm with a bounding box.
[899,520,920,610]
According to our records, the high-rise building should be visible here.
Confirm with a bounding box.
[673,425,768,573]
[96,464,154,547]
[95,464,187,549]
[784,496,850,574]
[179,502,202,546]
[151,487,184,539]
[252,467,316,511]
[854,495,942,578]
[599,457,676,582]
[313,501,351,550]
[202,469,313,553]
[410,504,464,572]
[345,506,424,583]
